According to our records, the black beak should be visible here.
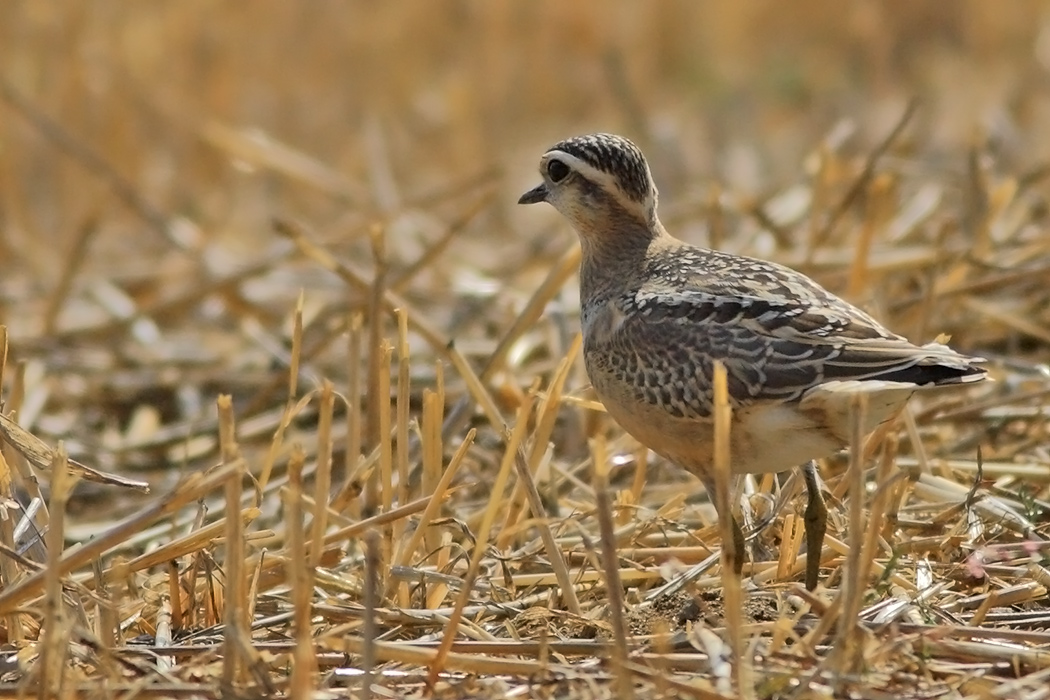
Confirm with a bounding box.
[517,183,548,205]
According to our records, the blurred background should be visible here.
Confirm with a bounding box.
[5,1,1050,258]
[2,1,1049,497]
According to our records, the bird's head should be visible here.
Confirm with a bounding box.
[519,133,661,241]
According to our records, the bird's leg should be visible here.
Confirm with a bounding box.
[703,475,747,581]
[730,513,746,578]
[801,460,827,590]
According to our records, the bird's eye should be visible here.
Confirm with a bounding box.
[547,159,570,183]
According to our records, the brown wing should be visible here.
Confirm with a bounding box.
[597,284,984,420]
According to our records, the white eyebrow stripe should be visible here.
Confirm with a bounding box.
[544,150,649,217]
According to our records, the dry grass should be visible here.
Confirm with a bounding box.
[2,2,1050,697]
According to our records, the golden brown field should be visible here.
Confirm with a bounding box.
[2,1,1049,697]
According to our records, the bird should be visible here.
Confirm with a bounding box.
[518,132,987,590]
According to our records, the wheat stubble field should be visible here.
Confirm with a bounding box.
[1,2,1049,698]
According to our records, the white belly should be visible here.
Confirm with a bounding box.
[592,375,915,477]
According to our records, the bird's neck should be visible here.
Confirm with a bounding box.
[578,217,671,302]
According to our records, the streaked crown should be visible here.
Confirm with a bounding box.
[546,133,654,204]
[520,132,660,234]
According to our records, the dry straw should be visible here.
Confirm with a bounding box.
[1,42,1049,699]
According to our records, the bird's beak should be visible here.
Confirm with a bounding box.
[517,183,548,205]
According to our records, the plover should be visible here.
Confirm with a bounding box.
[518,132,986,589]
